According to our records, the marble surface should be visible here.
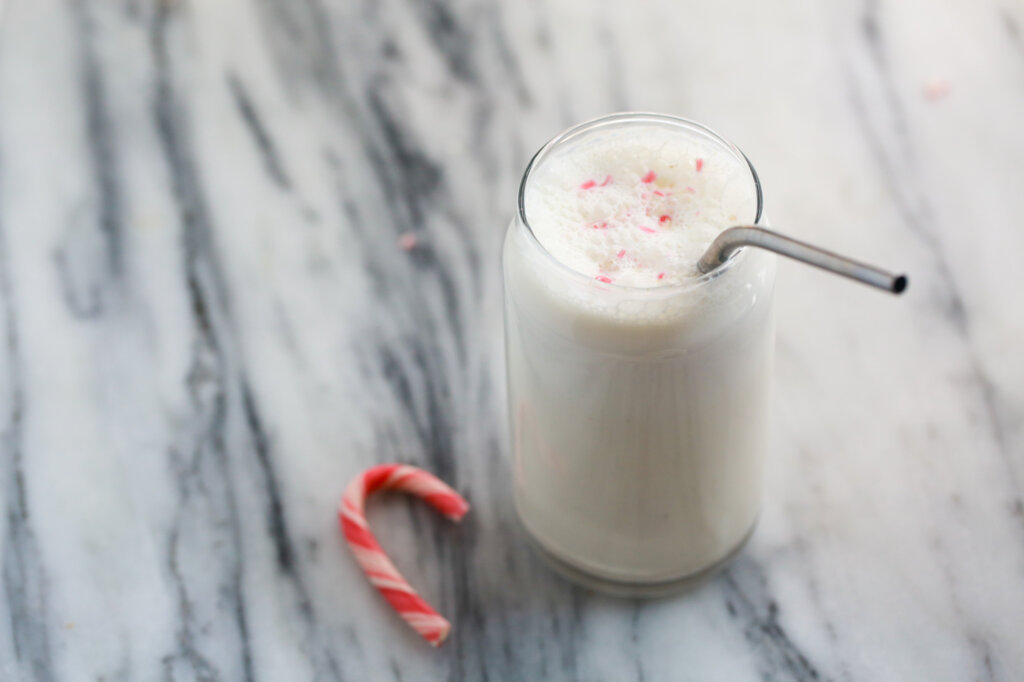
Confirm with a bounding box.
[1,0,1022,679]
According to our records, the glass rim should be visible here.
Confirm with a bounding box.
[516,112,764,293]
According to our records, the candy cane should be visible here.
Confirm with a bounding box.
[339,464,469,646]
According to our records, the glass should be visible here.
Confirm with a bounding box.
[503,113,776,596]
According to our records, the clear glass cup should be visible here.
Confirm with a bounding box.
[503,113,776,596]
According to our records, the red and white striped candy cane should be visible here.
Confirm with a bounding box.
[339,464,469,647]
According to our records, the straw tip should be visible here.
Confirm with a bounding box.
[892,275,908,294]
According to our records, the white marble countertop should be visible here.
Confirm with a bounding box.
[1,0,1023,680]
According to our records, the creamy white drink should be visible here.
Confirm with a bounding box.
[504,114,775,593]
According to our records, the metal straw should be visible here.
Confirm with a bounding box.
[698,226,907,294]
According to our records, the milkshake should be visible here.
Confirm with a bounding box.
[504,113,775,594]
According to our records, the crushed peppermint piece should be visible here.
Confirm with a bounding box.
[924,78,950,101]
[398,232,418,251]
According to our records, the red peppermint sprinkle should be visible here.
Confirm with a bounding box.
[590,221,608,230]
[580,180,597,190]
[659,215,671,224]
[695,158,704,172]
[686,186,696,193]
[924,78,950,101]
[595,275,613,283]
[657,272,666,280]
[653,190,665,197]
[617,249,626,258]
[641,171,656,183]
[397,232,418,251]
[638,226,656,234]
[600,175,613,186]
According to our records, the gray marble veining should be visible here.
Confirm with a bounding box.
[0,0,1022,680]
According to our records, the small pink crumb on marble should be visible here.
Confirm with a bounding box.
[924,78,950,101]
[398,232,418,251]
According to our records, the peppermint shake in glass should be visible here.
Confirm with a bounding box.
[504,113,774,595]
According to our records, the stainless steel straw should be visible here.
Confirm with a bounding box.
[698,226,907,294]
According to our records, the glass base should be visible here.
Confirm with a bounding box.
[526,522,757,598]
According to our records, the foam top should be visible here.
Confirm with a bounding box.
[523,124,758,288]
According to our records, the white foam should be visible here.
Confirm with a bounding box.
[524,125,757,288]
